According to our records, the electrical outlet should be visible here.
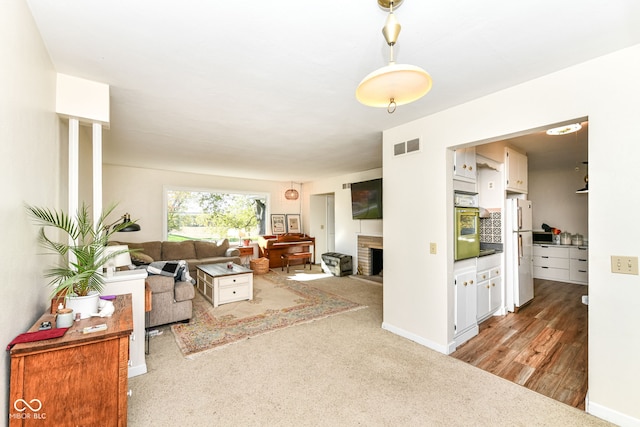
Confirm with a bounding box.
[488,181,494,190]
[430,242,437,254]
[611,256,639,275]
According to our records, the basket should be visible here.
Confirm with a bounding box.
[250,257,270,275]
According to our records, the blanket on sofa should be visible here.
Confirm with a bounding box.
[144,260,196,284]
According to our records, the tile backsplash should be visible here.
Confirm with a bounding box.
[480,210,502,243]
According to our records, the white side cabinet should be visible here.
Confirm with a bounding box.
[505,147,528,193]
[476,254,502,322]
[100,269,148,377]
[454,147,477,182]
[196,267,254,307]
[533,244,588,285]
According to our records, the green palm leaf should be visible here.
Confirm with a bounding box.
[26,202,138,298]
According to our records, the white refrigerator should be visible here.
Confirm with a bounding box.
[505,198,534,311]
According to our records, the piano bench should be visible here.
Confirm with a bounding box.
[281,252,312,273]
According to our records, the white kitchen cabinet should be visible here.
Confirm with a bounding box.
[533,245,570,281]
[533,244,588,285]
[454,147,477,183]
[569,247,589,284]
[454,267,477,337]
[476,254,502,322]
[505,147,528,193]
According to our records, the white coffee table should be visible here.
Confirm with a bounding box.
[196,263,254,307]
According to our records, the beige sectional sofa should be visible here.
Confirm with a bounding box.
[111,239,241,327]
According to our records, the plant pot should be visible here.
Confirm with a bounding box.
[242,239,251,247]
[65,291,100,320]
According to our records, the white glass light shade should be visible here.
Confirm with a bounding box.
[546,123,582,136]
[356,63,433,107]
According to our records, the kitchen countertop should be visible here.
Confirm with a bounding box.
[479,242,503,257]
[478,249,502,257]
[533,242,588,248]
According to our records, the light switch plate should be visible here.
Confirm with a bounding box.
[611,256,639,275]
[430,242,437,254]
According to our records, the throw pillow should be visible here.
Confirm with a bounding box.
[131,252,154,265]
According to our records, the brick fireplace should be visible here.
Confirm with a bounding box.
[357,235,383,276]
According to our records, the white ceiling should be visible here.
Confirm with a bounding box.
[26,1,640,181]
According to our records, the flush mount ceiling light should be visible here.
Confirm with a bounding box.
[356,0,432,113]
[546,123,582,135]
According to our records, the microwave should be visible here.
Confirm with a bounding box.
[533,231,554,244]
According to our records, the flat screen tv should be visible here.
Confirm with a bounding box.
[351,178,382,220]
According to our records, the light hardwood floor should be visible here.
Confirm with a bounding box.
[452,279,588,410]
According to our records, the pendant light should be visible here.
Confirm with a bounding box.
[356,0,432,113]
[284,182,299,200]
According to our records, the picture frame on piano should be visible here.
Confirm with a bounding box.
[271,214,286,234]
[286,214,301,233]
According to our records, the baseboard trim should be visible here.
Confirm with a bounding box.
[588,399,640,427]
[128,363,148,378]
[451,325,479,352]
[381,322,448,354]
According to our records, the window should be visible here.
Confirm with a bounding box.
[165,188,267,243]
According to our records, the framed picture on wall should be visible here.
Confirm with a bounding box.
[286,214,301,233]
[271,214,286,234]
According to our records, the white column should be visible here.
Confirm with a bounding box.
[68,118,79,224]
[92,122,103,225]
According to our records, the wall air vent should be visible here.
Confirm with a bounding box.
[406,138,420,153]
[394,138,420,157]
[342,183,351,189]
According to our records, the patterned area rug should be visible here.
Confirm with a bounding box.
[171,271,365,358]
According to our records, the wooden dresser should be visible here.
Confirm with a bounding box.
[9,294,133,427]
[258,234,315,268]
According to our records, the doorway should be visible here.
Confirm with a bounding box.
[451,118,589,409]
[309,193,335,257]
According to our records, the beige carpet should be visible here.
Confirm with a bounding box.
[129,266,612,426]
[171,271,364,358]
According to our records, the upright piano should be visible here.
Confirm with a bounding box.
[258,234,316,268]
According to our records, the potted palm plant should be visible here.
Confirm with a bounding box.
[26,202,138,318]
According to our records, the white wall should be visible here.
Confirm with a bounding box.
[0,0,59,417]
[529,168,588,237]
[382,44,640,425]
[102,164,305,242]
[304,168,382,262]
